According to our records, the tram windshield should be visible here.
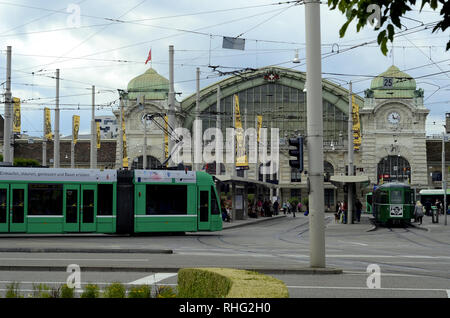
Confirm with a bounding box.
[390,190,403,204]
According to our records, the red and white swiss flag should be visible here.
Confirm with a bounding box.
[145,48,152,64]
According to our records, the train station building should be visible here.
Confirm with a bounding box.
[4,65,449,219]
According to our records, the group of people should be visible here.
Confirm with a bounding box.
[248,199,280,218]
[334,199,362,224]
[415,199,448,225]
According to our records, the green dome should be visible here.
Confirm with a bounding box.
[368,65,417,99]
[127,68,169,100]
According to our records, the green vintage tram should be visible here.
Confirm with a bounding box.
[372,182,415,225]
[0,167,222,234]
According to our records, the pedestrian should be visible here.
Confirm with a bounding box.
[355,199,362,223]
[273,200,279,216]
[424,199,432,216]
[414,200,424,225]
[435,199,442,215]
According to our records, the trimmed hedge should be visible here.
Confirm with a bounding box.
[177,268,289,298]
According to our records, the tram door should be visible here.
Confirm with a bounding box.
[63,184,97,232]
[63,185,80,232]
[198,186,210,230]
[81,185,97,232]
[9,184,27,233]
[0,185,9,232]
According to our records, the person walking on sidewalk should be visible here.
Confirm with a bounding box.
[414,201,424,225]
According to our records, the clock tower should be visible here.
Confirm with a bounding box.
[360,65,429,187]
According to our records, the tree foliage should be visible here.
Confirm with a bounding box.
[327,0,450,55]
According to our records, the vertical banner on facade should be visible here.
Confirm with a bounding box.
[352,96,362,150]
[121,108,128,168]
[256,115,262,143]
[234,94,248,170]
[12,97,21,133]
[96,121,101,149]
[44,107,52,141]
[164,115,169,167]
[72,115,80,145]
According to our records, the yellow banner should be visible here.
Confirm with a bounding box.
[72,115,80,145]
[121,108,128,168]
[234,94,248,170]
[164,115,169,167]
[256,115,262,143]
[352,96,361,150]
[44,107,52,141]
[13,97,21,133]
[96,121,101,149]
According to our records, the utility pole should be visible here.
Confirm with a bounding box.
[90,85,96,169]
[142,96,147,169]
[193,67,201,171]
[305,0,325,268]
[3,46,12,164]
[348,81,354,225]
[54,69,60,168]
[216,86,221,176]
[443,130,447,226]
[42,109,47,166]
[119,95,124,169]
[168,45,176,167]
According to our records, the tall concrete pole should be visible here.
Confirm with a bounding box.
[42,109,47,166]
[90,85,96,169]
[3,46,12,164]
[119,97,124,169]
[54,69,60,168]
[142,96,147,169]
[216,86,221,175]
[194,67,201,171]
[168,45,176,167]
[305,0,325,268]
[443,131,447,225]
[348,81,354,225]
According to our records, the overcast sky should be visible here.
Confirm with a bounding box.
[0,0,448,138]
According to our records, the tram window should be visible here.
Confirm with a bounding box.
[28,184,63,215]
[97,184,113,215]
[0,189,6,223]
[377,191,389,204]
[211,187,220,215]
[390,190,403,204]
[146,185,187,215]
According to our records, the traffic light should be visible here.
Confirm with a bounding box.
[288,136,303,172]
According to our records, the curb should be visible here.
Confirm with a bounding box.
[0,248,173,254]
[0,265,343,275]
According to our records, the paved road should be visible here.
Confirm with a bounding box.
[0,213,449,298]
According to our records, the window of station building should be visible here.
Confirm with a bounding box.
[291,168,301,182]
[145,184,187,215]
[97,184,113,215]
[28,184,63,215]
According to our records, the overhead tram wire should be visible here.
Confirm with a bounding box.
[17,3,306,73]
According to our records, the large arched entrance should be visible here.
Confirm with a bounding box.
[377,156,411,184]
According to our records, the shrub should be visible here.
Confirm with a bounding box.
[177,268,288,298]
[81,284,100,298]
[5,282,22,298]
[32,283,53,298]
[60,284,75,298]
[128,285,151,298]
[103,282,126,298]
[155,285,177,298]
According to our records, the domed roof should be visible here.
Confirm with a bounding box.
[368,65,417,99]
[127,68,169,100]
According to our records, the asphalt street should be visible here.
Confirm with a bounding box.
[0,213,449,298]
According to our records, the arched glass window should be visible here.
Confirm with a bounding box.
[377,156,411,184]
[324,161,334,182]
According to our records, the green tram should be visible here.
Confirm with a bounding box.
[372,182,415,225]
[0,167,222,234]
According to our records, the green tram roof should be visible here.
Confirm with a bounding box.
[376,182,411,190]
